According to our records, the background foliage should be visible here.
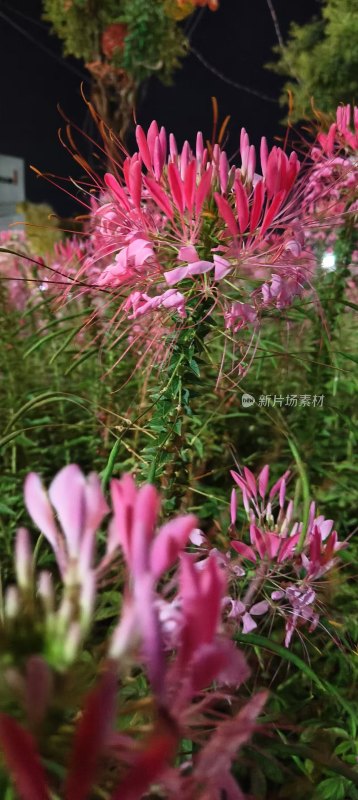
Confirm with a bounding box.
[268,0,358,120]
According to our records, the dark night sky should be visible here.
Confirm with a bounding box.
[0,0,316,216]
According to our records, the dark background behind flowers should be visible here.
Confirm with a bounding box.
[0,0,314,216]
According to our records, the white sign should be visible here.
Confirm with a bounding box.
[0,154,25,231]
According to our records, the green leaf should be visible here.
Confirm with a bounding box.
[234,632,357,734]
[0,503,16,517]
[315,777,347,800]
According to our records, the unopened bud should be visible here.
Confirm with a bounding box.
[5,586,20,619]
[15,528,33,590]
[63,622,82,665]
[79,571,96,632]
[37,571,54,614]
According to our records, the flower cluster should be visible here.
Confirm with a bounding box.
[0,230,34,312]
[228,464,344,646]
[78,119,315,352]
[303,105,358,253]
[0,465,265,799]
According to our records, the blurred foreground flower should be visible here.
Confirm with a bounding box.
[0,464,266,799]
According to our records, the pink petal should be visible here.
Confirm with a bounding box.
[214,192,239,236]
[189,528,205,546]
[271,590,284,600]
[234,179,249,233]
[65,668,117,800]
[243,467,257,497]
[135,125,152,171]
[242,612,257,633]
[144,176,173,219]
[269,470,290,499]
[279,477,286,508]
[183,159,196,212]
[250,525,266,559]
[277,532,300,562]
[249,179,265,232]
[258,464,269,499]
[265,533,281,559]
[150,514,197,579]
[134,574,165,697]
[167,162,184,214]
[80,474,110,574]
[110,474,137,563]
[104,173,130,211]
[319,519,334,540]
[188,259,214,276]
[230,470,247,493]
[169,132,178,159]
[110,725,178,800]
[164,265,192,286]
[196,130,204,161]
[196,166,213,213]
[250,601,269,616]
[214,254,231,280]
[260,136,268,175]
[247,144,256,183]
[147,120,159,160]
[231,541,257,562]
[180,554,224,664]
[153,136,164,180]
[260,189,286,236]
[0,714,50,800]
[178,245,198,262]
[24,473,61,560]
[49,465,86,560]
[190,639,249,693]
[219,150,229,193]
[195,690,267,790]
[159,126,167,162]
[128,159,142,209]
[131,484,160,577]
[230,488,237,526]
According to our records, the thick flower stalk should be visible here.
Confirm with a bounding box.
[0,464,266,799]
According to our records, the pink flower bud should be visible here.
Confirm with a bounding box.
[15,528,33,590]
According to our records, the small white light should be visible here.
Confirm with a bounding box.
[321,251,336,271]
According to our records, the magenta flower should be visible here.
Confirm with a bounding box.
[317,104,358,155]
[64,118,316,373]
[226,597,269,634]
[108,474,197,694]
[230,464,299,564]
[227,462,345,646]
[110,473,197,580]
